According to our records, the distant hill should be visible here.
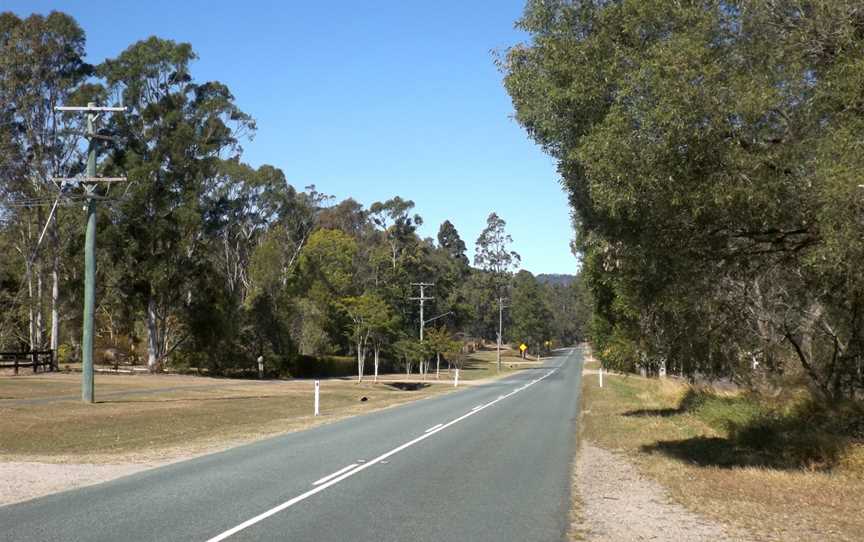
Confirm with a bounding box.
[536,273,575,287]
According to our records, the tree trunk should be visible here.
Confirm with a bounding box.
[26,255,35,351]
[49,212,60,361]
[36,259,44,349]
[34,207,45,350]
[146,296,161,372]
[356,340,365,382]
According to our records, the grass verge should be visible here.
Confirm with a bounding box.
[0,350,529,464]
[580,368,864,541]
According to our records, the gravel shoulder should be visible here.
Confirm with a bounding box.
[571,441,752,541]
[0,462,152,506]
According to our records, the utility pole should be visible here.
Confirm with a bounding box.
[54,102,126,404]
[409,282,434,341]
[496,296,508,372]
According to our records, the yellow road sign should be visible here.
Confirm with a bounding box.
[519,343,527,352]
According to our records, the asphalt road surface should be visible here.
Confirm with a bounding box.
[1,348,583,542]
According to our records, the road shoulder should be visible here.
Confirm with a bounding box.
[570,441,749,541]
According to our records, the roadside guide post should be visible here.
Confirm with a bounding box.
[314,380,320,416]
[599,365,603,388]
[257,355,264,379]
[454,369,459,388]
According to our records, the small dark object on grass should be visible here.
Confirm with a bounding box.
[360,396,368,402]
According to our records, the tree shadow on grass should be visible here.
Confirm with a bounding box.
[624,408,684,418]
[622,388,706,418]
[641,437,784,469]
[634,390,860,471]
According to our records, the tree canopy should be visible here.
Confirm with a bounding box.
[504,0,864,399]
[0,11,589,380]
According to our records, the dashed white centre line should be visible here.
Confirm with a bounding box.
[424,423,444,433]
[205,364,561,542]
[312,463,358,486]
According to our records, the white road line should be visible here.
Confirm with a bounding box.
[424,423,444,433]
[471,404,484,411]
[312,463,358,486]
[205,367,558,542]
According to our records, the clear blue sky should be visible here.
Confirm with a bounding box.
[4,0,577,275]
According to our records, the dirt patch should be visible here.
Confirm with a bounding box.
[572,441,752,541]
[0,462,152,506]
[384,382,431,391]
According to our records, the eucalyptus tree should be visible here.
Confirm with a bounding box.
[510,270,552,356]
[293,228,358,355]
[473,212,520,342]
[504,0,864,398]
[99,37,255,371]
[339,293,392,381]
[369,196,423,271]
[437,220,469,268]
[0,12,93,353]
[425,325,458,378]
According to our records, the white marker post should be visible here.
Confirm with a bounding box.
[314,380,320,416]
[454,369,459,388]
[599,366,603,388]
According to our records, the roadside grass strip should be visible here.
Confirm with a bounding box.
[205,363,562,542]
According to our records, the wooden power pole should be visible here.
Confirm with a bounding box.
[409,283,434,341]
[54,102,126,403]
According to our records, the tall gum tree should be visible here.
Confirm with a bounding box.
[100,37,255,371]
[504,0,864,398]
[0,12,93,353]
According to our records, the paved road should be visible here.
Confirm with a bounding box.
[0,348,583,542]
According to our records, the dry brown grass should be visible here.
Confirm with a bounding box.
[0,373,454,463]
[0,355,531,465]
[580,371,864,542]
[459,347,541,380]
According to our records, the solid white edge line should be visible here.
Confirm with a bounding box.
[312,463,358,486]
[424,423,444,433]
[471,404,484,411]
[205,366,559,542]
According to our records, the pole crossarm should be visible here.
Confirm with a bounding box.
[51,177,127,183]
[55,106,127,112]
